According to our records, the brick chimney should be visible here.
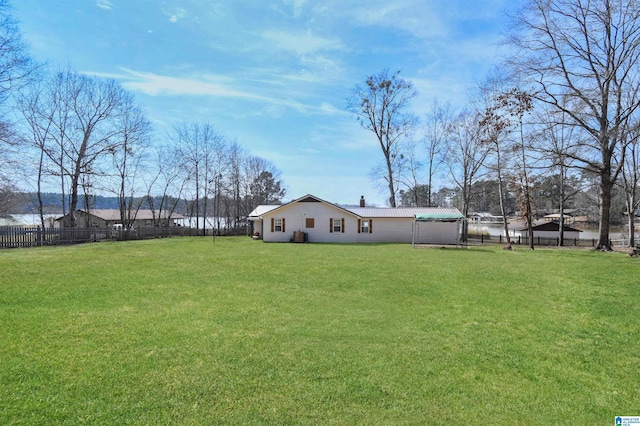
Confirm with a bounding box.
[360,196,365,207]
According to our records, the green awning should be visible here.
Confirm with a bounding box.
[415,212,465,221]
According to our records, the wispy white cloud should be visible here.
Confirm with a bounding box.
[318,102,342,116]
[85,68,346,118]
[96,0,113,11]
[262,29,344,55]
[332,0,509,41]
[163,7,186,23]
[115,69,255,98]
[257,29,347,87]
[284,0,307,18]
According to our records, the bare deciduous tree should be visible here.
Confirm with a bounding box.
[446,110,491,239]
[507,0,640,250]
[107,92,152,231]
[537,104,582,246]
[173,122,225,234]
[479,91,515,246]
[17,70,127,228]
[422,100,452,206]
[396,137,424,206]
[621,122,640,247]
[62,72,126,227]
[347,69,417,207]
[0,0,39,188]
[483,88,535,248]
[16,80,55,229]
[0,0,37,102]
[144,146,186,227]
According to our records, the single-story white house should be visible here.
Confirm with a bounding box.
[247,194,465,244]
[510,221,582,240]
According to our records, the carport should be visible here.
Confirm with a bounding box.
[412,210,467,248]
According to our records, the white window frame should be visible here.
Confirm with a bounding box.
[333,218,342,233]
[274,218,283,232]
[361,219,370,234]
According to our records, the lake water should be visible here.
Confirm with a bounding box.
[469,223,638,241]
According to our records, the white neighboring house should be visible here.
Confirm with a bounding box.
[247,194,465,244]
[469,212,504,224]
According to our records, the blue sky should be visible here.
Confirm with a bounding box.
[13,0,515,206]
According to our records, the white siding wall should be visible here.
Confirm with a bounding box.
[263,202,361,243]
[355,218,414,243]
[413,221,460,244]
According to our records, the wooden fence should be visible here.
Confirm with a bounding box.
[0,226,200,249]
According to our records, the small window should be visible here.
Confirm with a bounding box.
[271,217,285,232]
[306,218,315,228]
[333,218,342,233]
[361,219,370,233]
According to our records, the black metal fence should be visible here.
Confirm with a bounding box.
[467,234,606,248]
[0,226,200,249]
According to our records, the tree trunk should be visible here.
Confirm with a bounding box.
[462,189,470,242]
[495,147,511,245]
[526,197,534,250]
[37,147,45,232]
[69,172,80,227]
[596,175,613,251]
[69,131,91,228]
[386,157,396,207]
[519,130,534,250]
[427,167,433,207]
[628,211,635,248]
[558,167,565,247]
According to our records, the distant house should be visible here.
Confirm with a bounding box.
[0,216,26,227]
[9,214,58,228]
[541,209,581,223]
[55,209,184,229]
[247,194,465,244]
[510,221,582,240]
[469,212,504,224]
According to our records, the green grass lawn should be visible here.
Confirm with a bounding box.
[1,237,639,424]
